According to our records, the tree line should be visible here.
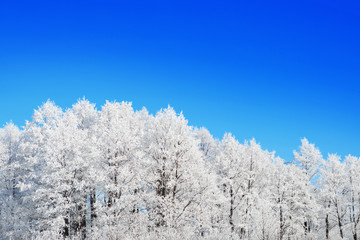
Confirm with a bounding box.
[0,99,359,239]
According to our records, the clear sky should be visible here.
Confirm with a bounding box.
[1,0,359,161]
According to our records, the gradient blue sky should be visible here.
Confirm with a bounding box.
[1,0,359,161]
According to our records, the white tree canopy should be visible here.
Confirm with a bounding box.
[0,99,358,240]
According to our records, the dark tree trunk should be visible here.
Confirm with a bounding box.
[337,212,344,239]
[325,214,329,239]
[107,193,112,208]
[90,190,97,226]
[63,216,69,238]
[229,185,234,234]
[80,215,86,239]
[80,201,86,239]
[155,161,168,227]
[279,206,284,240]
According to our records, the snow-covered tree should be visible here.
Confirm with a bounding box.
[216,134,275,239]
[0,123,27,239]
[142,107,219,238]
[293,138,323,183]
[270,158,319,239]
[194,127,218,164]
[344,155,360,239]
[26,99,98,239]
[292,138,323,236]
[94,101,147,239]
[0,98,359,239]
[319,154,348,239]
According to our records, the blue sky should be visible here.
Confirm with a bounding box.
[1,0,359,161]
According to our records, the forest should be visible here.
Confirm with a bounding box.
[0,99,359,240]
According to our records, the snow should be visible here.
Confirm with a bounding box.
[0,99,359,239]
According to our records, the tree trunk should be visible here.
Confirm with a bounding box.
[80,199,86,240]
[63,216,69,238]
[155,161,167,227]
[337,210,344,239]
[325,214,329,239]
[90,190,96,227]
[80,213,86,239]
[229,185,234,234]
[279,205,284,240]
